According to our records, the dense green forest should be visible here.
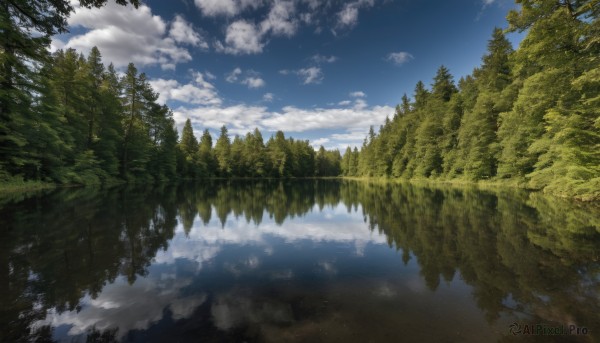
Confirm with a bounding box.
[346,2,600,201]
[0,0,342,187]
[1,0,599,199]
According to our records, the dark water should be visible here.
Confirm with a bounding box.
[1,180,599,342]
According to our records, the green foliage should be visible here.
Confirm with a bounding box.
[3,0,599,199]
[351,4,600,200]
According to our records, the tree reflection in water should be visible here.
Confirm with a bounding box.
[0,180,598,342]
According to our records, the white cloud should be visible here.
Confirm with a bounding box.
[216,20,264,55]
[65,2,195,69]
[336,0,375,29]
[350,91,365,98]
[297,67,323,84]
[149,71,221,106]
[173,105,270,135]
[260,0,298,37]
[205,71,216,80]
[194,0,265,17]
[194,0,239,17]
[331,132,368,141]
[49,38,65,53]
[169,15,208,48]
[311,138,330,148]
[301,0,323,10]
[242,77,266,88]
[279,66,325,84]
[226,67,243,83]
[39,274,206,340]
[263,104,391,132]
[338,100,352,106]
[263,93,274,102]
[210,0,381,55]
[170,99,393,144]
[337,5,359,27]
[353,98,368,110]
[311,54,338,64]
[386,51,414,66]
[226,68,266,89]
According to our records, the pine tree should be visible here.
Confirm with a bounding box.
[267,131,291,177]
[198,129,216,177]
[120,64,152,180]
[0,0,138,180]
[431,65,457,102]
[214,126,232,176]
[455,29,514,180]
[342,147,352,176]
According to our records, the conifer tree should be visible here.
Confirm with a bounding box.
[215,126,232,176]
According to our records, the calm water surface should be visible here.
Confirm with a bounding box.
[1,180,599,342]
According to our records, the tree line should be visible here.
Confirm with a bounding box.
[0,0,341,184]
[177,122,341,179]
[345,2,600,201]
[2,0,598,199]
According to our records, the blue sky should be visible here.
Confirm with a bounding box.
[52,0,522,150]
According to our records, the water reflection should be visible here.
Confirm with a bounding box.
[0,180,598,342]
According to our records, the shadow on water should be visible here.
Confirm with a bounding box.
[0,180,598,342]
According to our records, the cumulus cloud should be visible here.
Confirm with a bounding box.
[279,66,323,84]
[336,0,375,29]
[215,1,296,55]
[149,71,221,106]
[50,38,65,53]
[156,72,393,147]
[214,0,381,55]
[297,67,323,84]
[171,99,392,138]
[263,104,391,132]
[263,93,275,102]
[242,77,266,88]
[226,67,243,83]
[64,2,199,69]
[311,54,338,64]
[386,51,414,66]
[226,68,266,89]
[349,91,365,98]
[311,138,330,148]
[215,20,264,54]
[40,275,206,340]
[169,15,208,48]
[172,105,270,135]
[204,71,217,80]
[260,0,298,37]
[353,98,368,110]
[331,132,368,141]
[194,0,240,17]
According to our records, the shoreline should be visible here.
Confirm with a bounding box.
[1,176,597,203]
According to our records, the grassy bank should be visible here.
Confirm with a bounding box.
[342,176,599,203]
[0,179,56,194]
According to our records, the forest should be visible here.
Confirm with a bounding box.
[345,2,600,201]
[1,0,599,200]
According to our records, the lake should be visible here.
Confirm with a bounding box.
[1,180,598,342]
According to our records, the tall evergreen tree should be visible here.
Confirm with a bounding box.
[197,129,216,177]
[214,126,232,176]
